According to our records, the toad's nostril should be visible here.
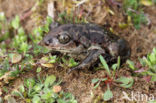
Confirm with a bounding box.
[44,38,53,45]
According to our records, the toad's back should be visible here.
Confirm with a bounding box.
[56,23,120,46]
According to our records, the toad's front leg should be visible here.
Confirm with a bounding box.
[68,47,105,73]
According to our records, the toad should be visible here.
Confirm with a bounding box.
[43,23,131,73]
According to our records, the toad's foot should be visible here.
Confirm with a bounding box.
[67,48,105,73]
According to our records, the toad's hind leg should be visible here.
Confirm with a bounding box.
[68,48,105,73]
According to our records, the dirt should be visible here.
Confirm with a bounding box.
[0,0,156,103]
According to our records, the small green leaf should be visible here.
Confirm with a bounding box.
[94,81,101,89]
[12,90,20,96]
[99,55,111,76]
[49,55,57,63]
[147,71,155,76]
[46,16,53,24]
[103,89,113,101]
[44,75,56,87]
[61,57,67,64]
[148,53,156,64]
[126,60,136,70]
[41,56,49,62]
[33,83,43,92]
[91,78,99,84]
[19,85,25,93]
[32,95,41,103]
[25,78,36,88]
[33,44,49,55]
[20,42,28,53]
[139,58,146,66]
[143,56,152,67]
[101,78,107,81]
[12,90,24,99]
[18,27,25,36]
[41,91,53,100]
[2,87,8,93]
[11,15,20,29]
[36,67,42,73]
[153,48,156,54]
[25,99,31,103]
[68,58,78,67]
[151,75,156,82]
[112,64,118,71]
[116,77,134,88]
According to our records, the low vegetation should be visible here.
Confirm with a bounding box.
[92,56,134,101]
[127,48,156,82]
[11,75,77,103]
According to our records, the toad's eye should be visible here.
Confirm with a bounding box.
[58,34,70,44]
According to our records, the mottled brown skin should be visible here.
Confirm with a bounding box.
[43,23,131,73]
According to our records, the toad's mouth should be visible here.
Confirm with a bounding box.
[45,46,87,60]
[46,46,73,53]
[45,46,87,55]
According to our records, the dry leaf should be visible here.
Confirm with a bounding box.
[41,63,54,68]
[0,72,15,86]
[140,0,153,6]
[107,8,115,15]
